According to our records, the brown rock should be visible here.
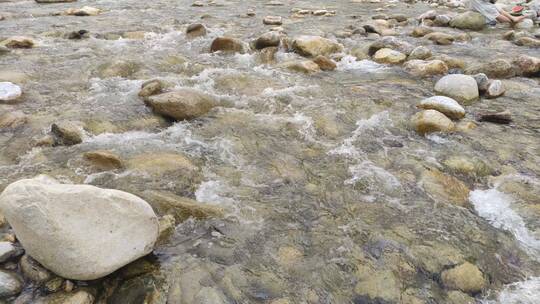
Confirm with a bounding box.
[425,32,454,45]
[139,79,163,97]
[0,110,27,129]
[441,262,486,295]
[476,110,512,124]
[51,121,84,146]
[312,55,337,71]
[0,36,35,49]
[83,150,124,171]
[210,37,247,54]
[144,88,217,120]
[411,110,455,135]
[420,168,470,207]
[142,190,224,222]
[186,23,207,38]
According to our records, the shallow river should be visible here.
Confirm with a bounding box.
[1,0,540,303]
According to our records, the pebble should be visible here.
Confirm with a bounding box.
[372,48,406,64]
[263,16,282,25]
[0,242,22,263]
[0,82,22,101]
[485,80,505,98]
[0,270,22,297]
[51,121,85,146]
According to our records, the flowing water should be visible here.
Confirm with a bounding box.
[1,0,540,303]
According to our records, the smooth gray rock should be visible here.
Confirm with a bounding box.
[0,271,22,298]
[434,74,479,104]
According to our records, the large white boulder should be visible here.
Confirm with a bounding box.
[0,176,159,280]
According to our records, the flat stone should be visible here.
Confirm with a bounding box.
[263,16,282,25]
[417,96,465,119]
[404,60,448,77]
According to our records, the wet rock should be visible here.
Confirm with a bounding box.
[447,290,475,304]
[210,37,248,54]
[142,190,223,222]
[0,45,10,55]
[98,60,140,78]
[83,150,124,171]
[420,168,470,207]
[192,1,204,6]
[312,55,336,71]
[513,55,540,76]
[139,79,163,97]
[43,277,64,293]
[0,36,35,49]
[257,46,279,64]
[127,153,199,176]
[443,156,493,177]
[123,31,146,40]
[449,11,486,30]
[418,10,437,21]
[408,46,432,60]
[145,88,217,120]
[285,60,321,73]
[411,110,455,135]
[51,121,84,146]
[0,242,22,263]
[430,54,465,69]
[372,48,406,64]
[464,59,515,79]
[434,74,479,104]
[35,0,76,2]
[368,36,415,55]
[263,16,282,25]
[404,60,448,77]
[64,6,101,16]
[254,31,281,49]
[157,214,175,244]
[291,35,343,57]
[0,110,26,129]
[417,96,465,119]
[425,32,455,45]
[476,110,512,124]
[186,23,207,38]
[0,82,22,102]
[33,290,94,304]
[0,270,22,298]
[514,36,540,47]
[441,262,486,294]
[20,254,54,284]
[66,30,89,40]
[411,26,434,37]
[0,175,159,280]
[354,270,400,303]
[434,14,452,26]
[485,80,505,98]
[472,73,489,93]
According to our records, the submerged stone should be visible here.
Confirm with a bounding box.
[144,88,217,120]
